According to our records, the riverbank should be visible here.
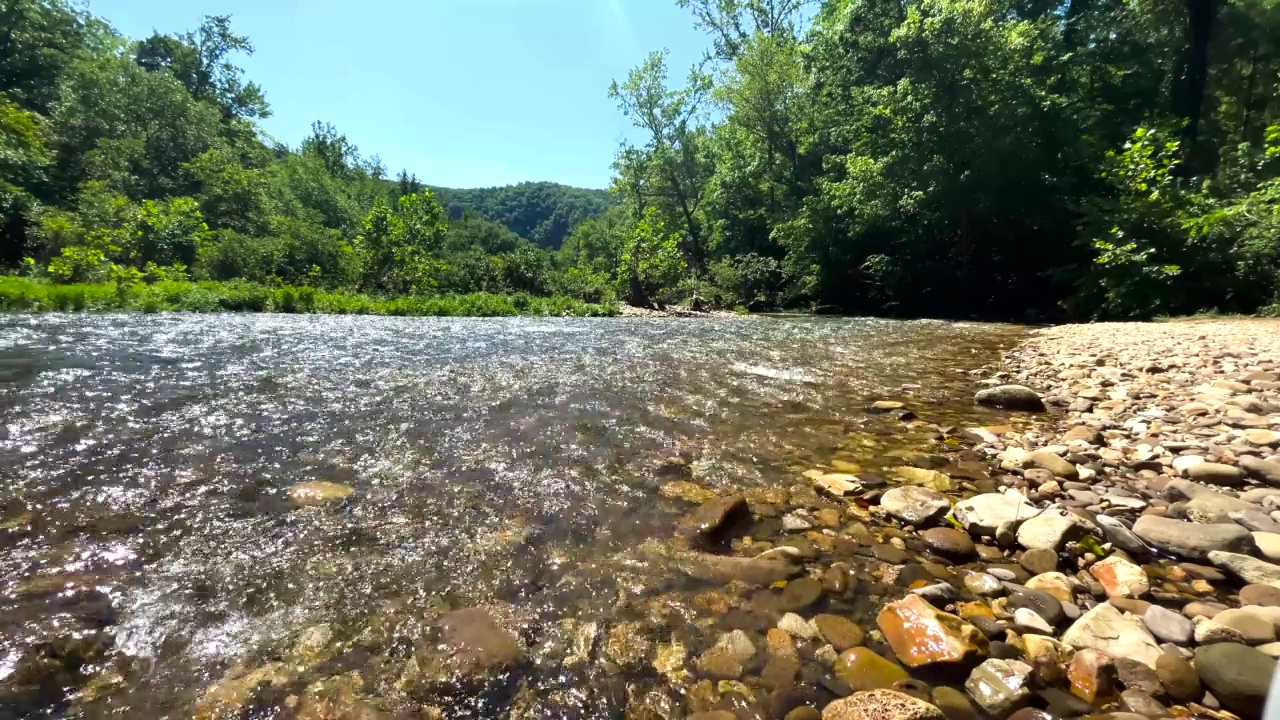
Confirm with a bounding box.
[0,277,619,317]
[638,318,1280,720]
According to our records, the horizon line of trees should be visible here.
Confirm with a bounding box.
[559,0,1280,319]
[3,0,1278,319]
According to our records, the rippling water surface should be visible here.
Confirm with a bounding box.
[0,313,1025,717]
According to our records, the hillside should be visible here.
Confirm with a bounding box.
[431,182,613,250]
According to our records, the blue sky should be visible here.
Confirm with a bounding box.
[87,0,709,189]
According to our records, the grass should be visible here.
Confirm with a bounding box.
[0,277,619,317]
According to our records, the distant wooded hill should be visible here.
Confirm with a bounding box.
[430,182,614,250]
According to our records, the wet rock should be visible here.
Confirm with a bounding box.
[660,481,720,504]
[1119,689,1166,717]
[679,496,752,547]
[816,474,863,498]
[779,577,825,612]
[1155,651,1201,702]
[1016,507,1098,551]
[876,595,988,667]
[966,659,1034,718]
[1067,648,1116,703]
[911,582,960,604]
[894,467,955,492]
[1213,608,1277,645]
[931,687,979,720]
[1113,657,1164,697]
[1022,634,1070,684]
[437,608,523,676]
[1024,572,1074,603]
[1005,710,1051,720]
[1005,585,1065,626]
[1062,602,1162,669]
[1089,556,1150,599]
[696,646,744,680]
[834,648,909,692]
[778,613,820,640]
[1240,584,1280,607]
[1142,605,1193,645]
[1019,548,1059,576]
[1131,516,1255,560]
[672,547,803,586]
[965,573,1003,597]
[287,481,354,506]
[1184,493,1259,524]
[822,690,945,720]
[919,528,975,560]
[1195,643,1275,719]
[975,385,1046,412]
[604,622,649,669]
[953,493,1041,537]
[1186,462,1245,487]
[882,487,952,526]
[1024,451,1079,481]
[872,544,910,564]
[1207,550,1280,587]
[194,662,292,719]
[815,614,865,651]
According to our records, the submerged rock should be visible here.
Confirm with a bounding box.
[822,690,945,720]
[834,647,909,692]
[876,595,988,667]
[436,608,523,677]
[882,486,952,526]
[287,481,354,506]
[965,659,1034,718]
[975,385,1046,412]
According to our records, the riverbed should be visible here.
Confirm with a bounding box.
[0,313,1027,717]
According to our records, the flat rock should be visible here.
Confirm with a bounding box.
[1061,602,1162,669]
[287,481,355,506]
[920,527,976,560]
[1184,493,1259,524]
[954,493,1041,537]
[975,385,1046,412]
[894,467,956,492]
[1186,462,1245,486]
[815,614,866,651]
[965,659,1034,718]
[1214,608,1278,645]
[1253,532,1280,562]
[1131,515,1255,560]
[1094,515,1152,559]
[1016,506,1098,551]
[1024,451,1079,481]
[1195,643,1275,719]
[1143,605,1194,645]
[1208,550,1280,588]
[1090,556,1150,599]
[822,690,945,720]
[1240,584,1280,607]
[1240,456,1280,486]
[876,595,988,667]
[882,487,952,526]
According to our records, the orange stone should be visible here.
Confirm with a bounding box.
[1067,648,1116,704]
[875,595,988,668]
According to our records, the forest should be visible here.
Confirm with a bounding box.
[2,0,1279,319]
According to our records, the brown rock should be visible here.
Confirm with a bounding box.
[1019,548,1059,576]
[287,481,354,506]
[815,614,866,651]
[1067,648,1116,703]
[1155,652,1201,702]
[438,608,523,676]
[679,496,751,546]
[834,648,909,692]
[821,690,945,720]
[920,528,977,560]
[876,595,988,667]
[1114,658,1164,697]
[1240,584,1280,607]
[696,646,743,680]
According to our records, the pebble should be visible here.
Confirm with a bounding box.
[1143,605,1194,644]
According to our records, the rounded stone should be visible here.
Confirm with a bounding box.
[1155,652,1201,702]
[1019,548,1059,576]
[815,614,866,651]
[1194,643,1276,718]
[1240,584,1280,607]
[920,527,976,560]
[821,690,945,720]
[834,648,909,692]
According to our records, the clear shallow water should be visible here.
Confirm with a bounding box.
[0,313,1025,717]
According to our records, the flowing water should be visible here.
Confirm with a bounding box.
[0,313,1027,718]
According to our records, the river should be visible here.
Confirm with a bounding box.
[0,313,1026,718]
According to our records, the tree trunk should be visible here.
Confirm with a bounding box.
[1178,0,1222,168]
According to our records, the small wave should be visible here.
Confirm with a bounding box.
[730,363,823,384]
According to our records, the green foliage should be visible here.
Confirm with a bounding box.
[434,183,613,250]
